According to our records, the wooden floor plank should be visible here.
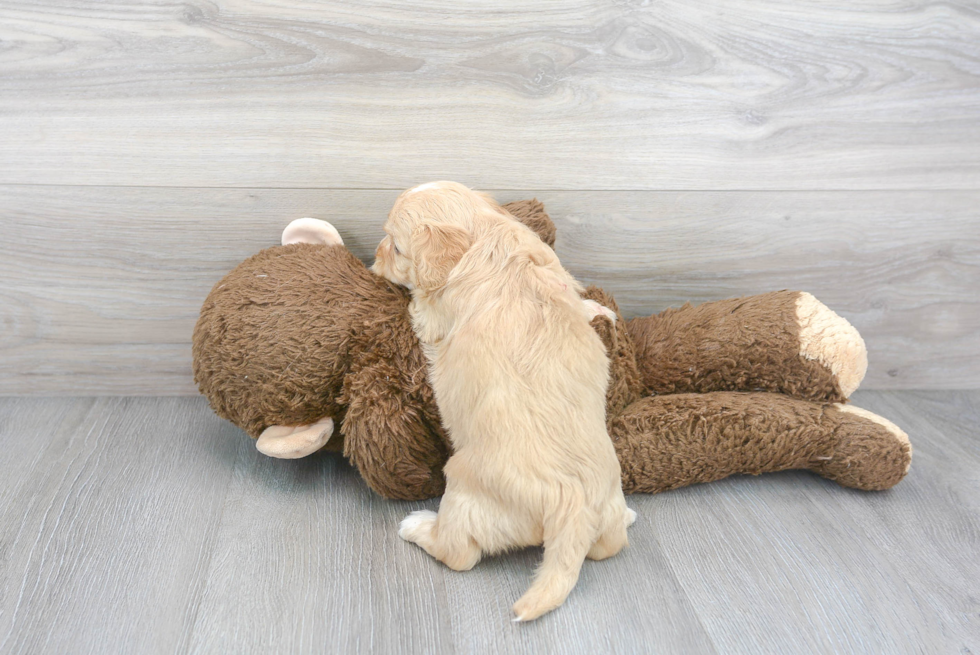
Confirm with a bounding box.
[0,397,240,655]
[184,438,455,655]
[0,392,977,652]
[656,473,947,653]
[800,390,980,653]
[1,1,978,189]
[434,497,718,655]
[182,414,716,654]
[2,186,976,394]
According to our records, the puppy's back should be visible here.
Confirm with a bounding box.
[444,218,627,622]
[438,216,616,477]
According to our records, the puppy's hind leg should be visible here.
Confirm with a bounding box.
[512,510,594,622]
[587,507,634,561]
[399,498,483,572]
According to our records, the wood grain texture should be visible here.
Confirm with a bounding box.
[0,391,977,653]
[185,438,716,654]
[803,391,980,651]
[0,397,241,654]
[1,185,977,394]
[534,190,980,391]
[1,0,979,189]
[184,440,457,654]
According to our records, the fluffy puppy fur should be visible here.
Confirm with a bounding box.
[372,181,634,622]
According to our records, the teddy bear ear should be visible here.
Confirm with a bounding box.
[281,218,344,246]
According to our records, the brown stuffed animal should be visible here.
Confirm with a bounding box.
[193,201,911,500]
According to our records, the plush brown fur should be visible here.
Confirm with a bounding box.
[610,393,910,493]
[628,292,845,402]
[192,240,449,498]
[193,200,911,500]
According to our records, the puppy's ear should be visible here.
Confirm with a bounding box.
[412,223,472,291]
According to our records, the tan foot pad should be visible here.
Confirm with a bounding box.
[256,417,334,459]
[835,404,912,474]
[796,292,868,397]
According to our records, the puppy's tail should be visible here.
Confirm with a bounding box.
[512,511,594,622]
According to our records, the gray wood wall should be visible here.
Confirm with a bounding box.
[1,1,978,394]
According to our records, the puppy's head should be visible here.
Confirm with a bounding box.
[372,182,478,292]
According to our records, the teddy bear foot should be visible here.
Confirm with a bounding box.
[812,404,912,490]
[255,417,335,459]
[281,218,345,247]
[796,292,868,398]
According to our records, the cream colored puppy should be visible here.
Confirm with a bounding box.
[373,181,634,622]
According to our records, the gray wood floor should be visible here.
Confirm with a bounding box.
[0,390,977,654]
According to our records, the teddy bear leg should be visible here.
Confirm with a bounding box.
[795,292,867,397]
[811,404,912,490]
[255,417,335,459]
[627,291,867,403]
[609,392,911,494]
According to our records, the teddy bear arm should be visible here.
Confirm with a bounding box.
[609,392,910,494]
[626,290,867,403]
[340,364,450,501]
[577,286,647,417]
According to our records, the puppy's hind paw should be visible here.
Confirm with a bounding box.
[399,510,437,544]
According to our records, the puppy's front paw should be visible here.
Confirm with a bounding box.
[399,510,437,544]
[582,299,617,323]
[625,507,637,527]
